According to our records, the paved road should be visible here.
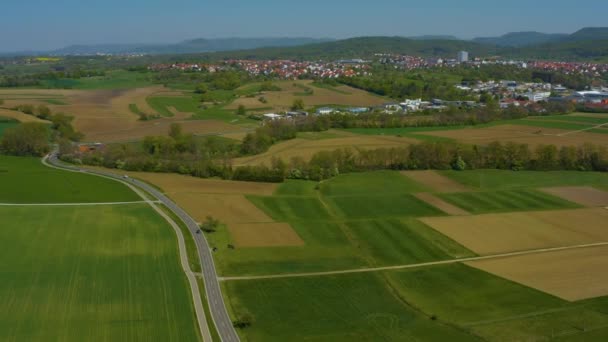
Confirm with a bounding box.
[219,241,608,282]
[46,153,239,342]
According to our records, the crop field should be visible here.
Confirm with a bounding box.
[420,208,608,255]
[226,80,386,112]
[440,169,608,191]
[419,124,608,148]
[0,87,246,142]
[0,121,17,137]
[0,205,200,341]
[70,165,608,341]
[221,272,479,342]
[468,245,608,301]
[0,156,139,203]
[437,189,580,214]
[541,186,608,207]
[0,108,50,123]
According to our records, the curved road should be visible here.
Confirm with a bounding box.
[46,153,240,342]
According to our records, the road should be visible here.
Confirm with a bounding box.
[46,153,240,342]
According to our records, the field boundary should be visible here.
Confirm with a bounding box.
[218,241,608,281]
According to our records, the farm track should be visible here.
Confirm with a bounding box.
[43,154,240,342]
[219,241,608,281]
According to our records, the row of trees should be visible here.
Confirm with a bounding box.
[284,141,608,181]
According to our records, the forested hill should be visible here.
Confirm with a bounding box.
[196,34,608,62]
[200,37,497,60]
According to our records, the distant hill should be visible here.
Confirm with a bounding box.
[49,37,334,56]
[409,35,460,41]
[200,37,495,60]
[474,32,568,47]
[474,27,608,47]
[568,27,608,41]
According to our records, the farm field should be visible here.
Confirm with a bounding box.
[468,245,608,301]
[420,208,608,255]
[0,156,201,341]
[418,124,608,148]
[71,164,608,341]
[0,86,247,142]
[226,80,387,112]
[0,155,139,203]
[221,272,479,341]
[0,204,201,342]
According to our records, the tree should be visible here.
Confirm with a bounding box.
[236,105,246,116]
[194,83,208,94]
[0,122,50,156]
[169,123,183,140]
[200,216,220,233]
[37,105,52,120]
[452,155,466,171]
[291,98,305,111]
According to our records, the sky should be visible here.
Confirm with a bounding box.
[2,0,607,52]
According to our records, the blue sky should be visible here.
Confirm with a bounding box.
[2,0,606,52]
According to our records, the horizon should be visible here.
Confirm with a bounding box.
[2,0,607,53]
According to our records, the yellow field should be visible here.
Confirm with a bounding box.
[420,124,608,148]
[420,208,608,255]
[234,135,419,166]
[467,245,608,301]
[227,80,386,112]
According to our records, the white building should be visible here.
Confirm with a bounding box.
[457,51,469,63]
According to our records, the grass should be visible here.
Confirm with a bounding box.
[441,170,608,191]
[528,115,608,125]
[386,263,567,325]
[344,218,475,266]
[222,272,479,341]
[196,278,221,342]
[0,156,140,203]
[320,171,430,196]
[44,98,68,105]
[159,204,201,273]
[438,189,580,214]
[0,204,201,341]
[325,193,444,219]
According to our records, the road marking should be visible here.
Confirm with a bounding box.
[219,241,608,281]
[0,201,160,206]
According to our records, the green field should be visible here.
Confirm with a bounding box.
[326,193,443,218]
[222,272,479,341]
[319,170,429,196]
[147,96,199,117]
[438,189,580,214]
[0,156,139,203]
[440,169,608,191]
[246,195,332,221]
[344,218,474,266]
[41,71,153,90]
[0,204,200,341]
[0,121,18,137]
